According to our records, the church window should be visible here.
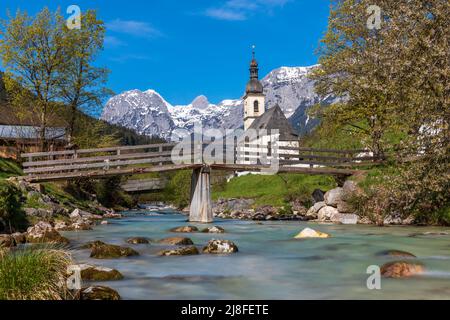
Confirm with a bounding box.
[254,100,259,113]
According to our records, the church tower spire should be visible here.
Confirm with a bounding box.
[244,45,265,131]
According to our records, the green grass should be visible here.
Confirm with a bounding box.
[212,173,336,207]
[0,158,23,180]
[0,246,73,300]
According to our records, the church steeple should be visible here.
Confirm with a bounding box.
[244,45,265,131]
[250,45,259,80]
[245,46,263,94]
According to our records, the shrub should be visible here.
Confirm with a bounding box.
[0,246,73,300]
[163,170,191,209]
[0,181,27,232]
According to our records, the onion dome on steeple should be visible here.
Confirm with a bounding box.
[245,45,263,94]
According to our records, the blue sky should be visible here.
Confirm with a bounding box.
[1,0,331,106]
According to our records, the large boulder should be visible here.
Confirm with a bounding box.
[26,221,69,244]
[324,187,344,207]
[158,237,194,245]
[70,208,82,220]
[88,241,139,259]
[294,227,330,239]
[202,239,238,254]
[126,237,150,244]
[306,201,326,219]
[312,189,325,203]
[201,226,225,234]
[158,246,199,256]
[380,261,424,278]
[170,226,199,233]
[80,286,121,300]
[317,206,340,221]
[76,264,123,281]
[342,180,361,196]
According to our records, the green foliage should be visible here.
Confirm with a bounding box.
[0,246,72,300]
[0,8,67,150]
[213,173,336,207]
[0,180,27,232]
[64,177,134,209]
[163,170,192,209]
[59,10,111,141]
[0,158,23,180]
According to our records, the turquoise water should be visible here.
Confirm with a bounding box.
[63,210,450,300]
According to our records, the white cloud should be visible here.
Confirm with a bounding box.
[104,35,126,47]
[205,8,247,21]
[106,19,162,39]
[109,54,153,63]
[204,0,290,21]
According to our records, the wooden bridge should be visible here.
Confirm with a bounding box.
[20,141,378,223]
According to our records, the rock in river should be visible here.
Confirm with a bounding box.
[380,261,424,278]
[80,286,121,300]
[126,237,150,244]
[86,241,139,259]
[203,239,238,254]
[201,226,225,233]
[75,264,123,281]
[294,227,330,239]
[170,225,199,233]
[158,246,199,256]
[158,237,194,245]
[26,221,69,244]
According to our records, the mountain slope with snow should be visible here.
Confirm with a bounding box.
[101,65,337,139]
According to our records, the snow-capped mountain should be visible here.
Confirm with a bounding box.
[101,89,174,140]
[101,65,337,139]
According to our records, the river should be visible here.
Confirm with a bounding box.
[63,210,450,299]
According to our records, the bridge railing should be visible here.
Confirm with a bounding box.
[20,141,379,181]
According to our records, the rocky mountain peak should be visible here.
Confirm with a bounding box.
[191,95,210,109]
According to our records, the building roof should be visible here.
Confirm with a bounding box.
[247,104,298,141]
[0,125,66,141]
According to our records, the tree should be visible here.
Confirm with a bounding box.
[0,8,66,151]
[312,0,449,222]
[310,0,407,158]
[59,10,111,143]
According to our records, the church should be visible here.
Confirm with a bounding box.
[238,50,299,164]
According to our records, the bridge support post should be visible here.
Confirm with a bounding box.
[189,165,213,223]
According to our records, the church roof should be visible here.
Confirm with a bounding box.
[247,104,298,141]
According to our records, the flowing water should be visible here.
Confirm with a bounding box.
[63,210,450,300]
